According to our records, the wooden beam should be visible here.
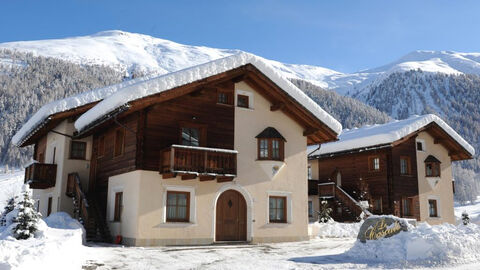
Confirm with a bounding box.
[181,174,197,180]
[231,74,245,83]
[270,103,285,111]
[434,138,445,144]
[303,128,319,137]
[161,173,176,179]
[199,175,215,181]
[217,176,234,183]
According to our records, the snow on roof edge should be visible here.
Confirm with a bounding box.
[309,114,475,157]
[74,52,342,135]
[11,73,163,146]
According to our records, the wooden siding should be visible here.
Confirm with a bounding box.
[141,84,234,171]
[316,137,422,220]
[317,148,392,214]
[90,112,139,209]
[391,137,420,219]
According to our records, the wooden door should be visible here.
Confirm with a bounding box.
[216,190,247,241]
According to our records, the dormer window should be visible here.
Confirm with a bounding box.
[425,155,441,177]
[256,127,286,161]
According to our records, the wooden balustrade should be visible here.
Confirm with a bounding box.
[318,182,336,198]
[160,145,237,176]
[318,182,371,219]
[66,173,90,223]
[24,163,57,189]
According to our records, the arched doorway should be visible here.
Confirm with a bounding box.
[215,189,247,241]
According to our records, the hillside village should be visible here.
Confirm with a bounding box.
[1,29,480,269]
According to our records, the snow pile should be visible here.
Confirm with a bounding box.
[310,221,362,238]
[74,52,342,135]
[345,222,480,266]
[0,212,85,270]
[309,114,475,157]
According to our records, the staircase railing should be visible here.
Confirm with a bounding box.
[318,182,371,219]
[66,173,111,242]
[66,173,90,223]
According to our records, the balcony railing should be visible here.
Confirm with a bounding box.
[24,163,57,189]
[160,144,237,177]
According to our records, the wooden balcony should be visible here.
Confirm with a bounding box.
[24,163,57,189]
[160,144,237,181]
[318,182,336,198]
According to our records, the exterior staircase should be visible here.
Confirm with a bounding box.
[66,173,112,243]
[318,182,371,222]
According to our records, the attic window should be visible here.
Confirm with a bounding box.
[256,127,286,161]
[237,94,249,108]
[217,89,233,105]
[425,155,441,177]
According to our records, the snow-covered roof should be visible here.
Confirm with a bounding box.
[74,52,342,134]
[309,114,475,157]
[11,74,160,146]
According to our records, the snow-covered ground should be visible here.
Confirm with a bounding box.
[454,196,480,224]
[0,212,86,270]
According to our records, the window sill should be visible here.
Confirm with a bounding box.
[156,222,197,228]
[265,222,290,227]
[216,103,234,107]
[237,106,254,111]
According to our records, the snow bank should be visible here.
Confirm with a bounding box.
[309,114,475,157]
[0,212,85,270]
[309,221,362,238]
[345,222,480,266]
[75,52,342,135]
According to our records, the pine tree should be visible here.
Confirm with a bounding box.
[462,211,470,225]
[12,188,41,240]
[0,196,16,227]
[318,200,332,223]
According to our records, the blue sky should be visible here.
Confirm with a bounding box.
[1,0,479,73]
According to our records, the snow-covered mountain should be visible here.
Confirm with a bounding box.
[3,31,480,96]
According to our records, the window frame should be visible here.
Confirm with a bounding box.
[428,199,438,217]
[166,191,191,223]
[370,197,383,214]
[402,197,413,217]
[97,135,105,158]
[400,156,411,175]
[269,196,287,223]
[257,138,285,161]
[416,139,426,152]
[308,200,313,217]
[217,89,233,105]
[237,94,250,108]
[425,161,441,177]
[368,156,380,171]
[113,128,125,158]
[178,122,207,147]
[113,192,123,222]
[70,141,87,160]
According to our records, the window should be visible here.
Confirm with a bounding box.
[269,196,286,223]
[217,90,233,105]
[166,191,190,222]
[113,192,123,222]
[416,140,425,151]
[371,197,382,214]
[237,94,249,108]
[114,129,125,157]
[428,199,438,217]
[70,141,86,160]
[181,127,200,146]
[308,165,312,179]
[426,162,440,177]
[47,197,52,217]
[402,197,412,216]
[308,201,313,217]
[400,156,411,175]
[257,138,284,161]
[256,127,286,161]
[97,136,105,158]
[368,156,380,171]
